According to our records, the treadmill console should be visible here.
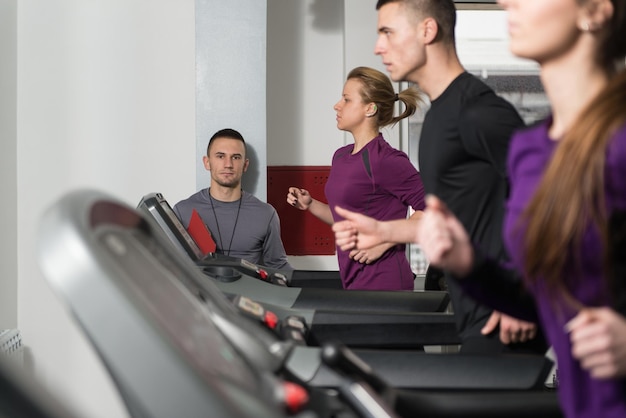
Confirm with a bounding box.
[137,192,287,285]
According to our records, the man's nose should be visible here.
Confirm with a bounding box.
[374,38,384,55]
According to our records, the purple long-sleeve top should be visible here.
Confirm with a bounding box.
[462,119,626,418]
[325,134,425,290]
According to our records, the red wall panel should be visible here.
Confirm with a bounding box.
[267,166,335,255]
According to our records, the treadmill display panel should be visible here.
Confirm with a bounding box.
[138,193,205,261]
[96,223,259,392]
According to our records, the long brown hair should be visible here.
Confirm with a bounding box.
[523,72,626,296]
[522,0,626,301]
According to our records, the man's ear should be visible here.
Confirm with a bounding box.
[423,17,438,45]
[202,155,211,171]
[243,158,250,173]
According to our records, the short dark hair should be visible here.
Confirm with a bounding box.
[376,0,457,45]
[376,0,396,8]
[207,128,247,156]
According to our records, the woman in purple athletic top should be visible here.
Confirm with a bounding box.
[287,67,425,290]
[414,0,626,416]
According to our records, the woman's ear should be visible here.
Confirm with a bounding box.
[366,103,378,117]
[580,0,614,31]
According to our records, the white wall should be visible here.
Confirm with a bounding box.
[196,0,268,199]
[0,0,18,329]
[15,1,196,416]
[267,0,344,167]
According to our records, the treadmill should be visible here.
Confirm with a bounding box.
[137,192,451,315]
[37,189,562,418]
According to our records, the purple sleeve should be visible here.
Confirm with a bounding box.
[375,151,426,211]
